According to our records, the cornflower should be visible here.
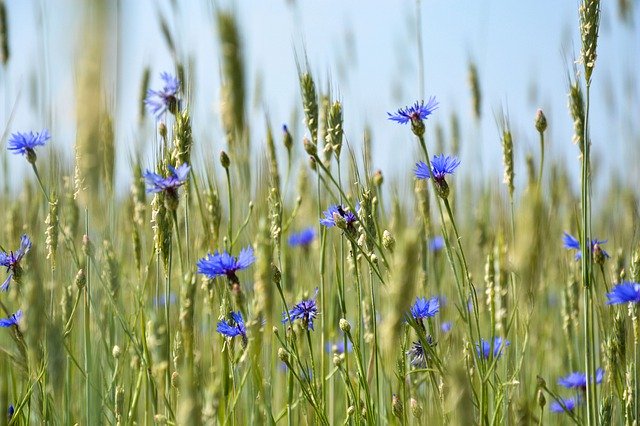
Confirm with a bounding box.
[282,289,319,330]
[145,72,180,117]
[7,129,50,164]
[197,246,255,285]
[0,235,31,291]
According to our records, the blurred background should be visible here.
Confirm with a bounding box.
[1,0,639,195]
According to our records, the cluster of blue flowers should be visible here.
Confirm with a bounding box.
[0,234,29,330]
[550,368,604,414]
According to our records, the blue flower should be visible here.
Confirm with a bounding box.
[143,163,190,194]
[429,236,445,252]
[441,322,452,333]
[8,129,50,161]
[0,310,22,328]
[153,293,177,307]
[550,397,580,414]
[476,337,510,359]
[320,204,357,228]
[325,340,353,354]
[282,289,319,330]
[197,246,255,282]
[288,228,316,247]
[558,368,604,389]
[216,311,247,342]
[606,282,640,305]
[415,155,461,181]
[562,232,610,261]
[387,97,439,125]
[145,72,180,117]
[7,404,14,421]
[410,296,440,319]
[0,235,32,291]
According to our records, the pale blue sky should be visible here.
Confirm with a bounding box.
[2,0,639,194]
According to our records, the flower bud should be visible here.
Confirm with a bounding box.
[535,109,547,133]
[392,394,403,419]
[303,137,317,156]
[373,169,383,187]
[220,150,230,169]
[537,389,546,409]
[278,348,290,364]
[410,398,423,418]
[282,125,293,152]
[158,122,167,139]
[112,345,122,359]
[339,318,351,333]
[382,230,395,252]
[75,269,86,290]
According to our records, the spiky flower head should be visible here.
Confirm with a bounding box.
[475,337,510,359]
[387,97,439,137]
[143,163,190,210]
[0,235,31,291]
[282,288,319,331]
[606,282,640,305]
[0,310,22,328]
[557,368,604,389]
[410,296,440,320]
[197,246,255,284]
[415,154,460,199]
[8,129,50,163]
[216,311,247,345]
[144,72,180,117]
[562,232,609,261]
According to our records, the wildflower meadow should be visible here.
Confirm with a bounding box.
[0,0,639,424]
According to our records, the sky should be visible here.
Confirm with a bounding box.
[1,0,639,195]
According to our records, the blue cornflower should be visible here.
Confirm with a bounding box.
[387,97,439,125]
[325,340,353,354]
[410,296,440,320]
[0,235,32,291]
[197,246,255,283]
[216,311,247,343]
[558,368,604,389]
[429,236,445,252]
[8,129,50,163]
[288,227,316,247]
[562,232,610,261]
[0,310,22,328]
[320,204,358,229]
[550,397,580,414]
[415,155,461,181]
[282,289,319,330]
[441,322,452,333]
[606,282,640,305]
[145,72,180,117]
[143,163,190,194]
[7,404,14,421]
[476,337,510,359]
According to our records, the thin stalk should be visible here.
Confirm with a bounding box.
[581,81,596,426]
[225,167,233,251]
[83,212,92,425]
